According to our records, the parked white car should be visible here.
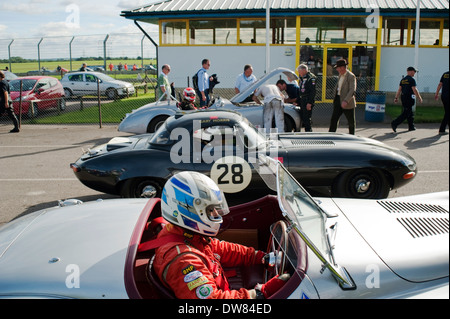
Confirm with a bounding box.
[61,71,135,99]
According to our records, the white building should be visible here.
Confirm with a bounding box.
[121,0,449,104]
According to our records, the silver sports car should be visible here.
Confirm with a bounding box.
[0,158,447,299]
[118,68,302,134]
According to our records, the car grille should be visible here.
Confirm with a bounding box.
[289,140,335,147]
[377,200,449,239]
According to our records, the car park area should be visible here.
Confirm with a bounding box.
[0,121,448,226]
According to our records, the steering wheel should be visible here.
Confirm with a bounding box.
[264,220,289,283]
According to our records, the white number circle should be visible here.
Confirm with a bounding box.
[210,156,252,193]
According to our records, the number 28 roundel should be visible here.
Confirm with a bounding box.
[210,156,252,193]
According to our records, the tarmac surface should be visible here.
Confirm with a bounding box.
[0,110,449,226]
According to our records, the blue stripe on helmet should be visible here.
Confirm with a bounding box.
[171,177,192,194]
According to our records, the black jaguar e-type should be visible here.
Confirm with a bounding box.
[71,110,417,200]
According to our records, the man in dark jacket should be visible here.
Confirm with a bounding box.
[0,71,19,133]
[297,64,317,132]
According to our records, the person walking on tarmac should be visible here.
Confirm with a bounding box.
[152,171,290,299]
[435,71,449,135]
[391,66,423,132]
[0,71,20,133]
[296,64,317,132]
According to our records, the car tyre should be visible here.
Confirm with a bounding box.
[106,88,118,100]
[121,178,162,198]
[63,88,73,98]
[147,115,169,133]
[27,102,39,118]
[284,115,295,132]
[58,97,66,111]
[332,169,390,199]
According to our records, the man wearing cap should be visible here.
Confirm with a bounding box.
[391,66,423,132]
[328,59,357,135]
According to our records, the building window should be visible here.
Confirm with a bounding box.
[189,19,237,45]
[239,19,266,44]
[411,19,441,45]
[300,17,378,45]
[382,18,408,45]
[444,19,449,46]
[161,20,187,45]
[271,18,296,44]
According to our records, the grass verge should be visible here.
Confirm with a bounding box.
[385,104,444,123]
[28,93,155,124]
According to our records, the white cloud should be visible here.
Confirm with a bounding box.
[117,0,149,10]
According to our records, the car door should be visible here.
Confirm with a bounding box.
[84,73,99,96]
[34,79,52,109]
[66,74,84,96]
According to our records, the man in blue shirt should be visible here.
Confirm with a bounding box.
[196,59,212,107]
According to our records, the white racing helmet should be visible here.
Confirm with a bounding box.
[161,171,229,236]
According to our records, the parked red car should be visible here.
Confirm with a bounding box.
[9,76,65,116]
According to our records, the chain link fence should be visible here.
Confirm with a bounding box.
[0,32,441,128]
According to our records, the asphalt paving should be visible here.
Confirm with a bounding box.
[0,116,448,226]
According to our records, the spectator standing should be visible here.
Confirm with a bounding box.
[0,71,19,133]
[235,64,257,102]
[252,84,285,133]
[435,71,449,135]
[196,59,212,107]
[79,63,87,71]
[391,66,423,132]
[157,64,172,101]
[328,59,357,135]
[296,64,317,132]
[109,63,114,71]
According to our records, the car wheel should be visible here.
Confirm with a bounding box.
[63,88,73,98]
[284,115,295,132]
[58,97,66,111]
[147,115,169,133]
[332,169,390,199]
[106,88,118,100]
[121,178,162,198]
[27,102,38,118]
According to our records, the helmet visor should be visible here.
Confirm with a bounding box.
[205,191,229,222]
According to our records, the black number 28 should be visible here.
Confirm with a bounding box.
[217,164,244,184]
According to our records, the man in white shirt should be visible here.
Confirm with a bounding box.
[235,64,257,97]
[252,84,285,133]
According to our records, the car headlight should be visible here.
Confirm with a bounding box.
[14,95,28,101]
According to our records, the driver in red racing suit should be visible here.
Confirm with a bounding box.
[153,171,289,299]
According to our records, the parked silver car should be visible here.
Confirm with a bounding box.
[61,71,135,99]
[118,68,302,134]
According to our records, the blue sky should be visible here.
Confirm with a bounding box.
[0,0,159,59]
[0,0,157,38]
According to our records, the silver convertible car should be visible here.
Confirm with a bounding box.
[118,68,302,134]
[0,158,447,299]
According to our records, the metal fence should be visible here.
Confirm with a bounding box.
[0,33,158,73]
